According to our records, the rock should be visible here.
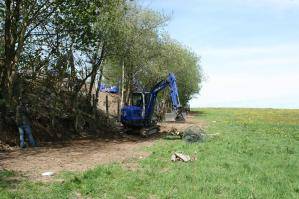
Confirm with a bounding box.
[175,153,191,162]
[171,152,191,162]
[171,154,176,162]
[42,171,55,176]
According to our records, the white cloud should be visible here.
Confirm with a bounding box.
[199,44,299,58]
[191,72,299,108]
[221,46,288,54]
[197,44,299,74]
[191,43,299,108]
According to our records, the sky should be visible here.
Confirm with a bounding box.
[140,0,299,109]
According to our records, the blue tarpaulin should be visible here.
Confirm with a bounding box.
[99,84,119,93]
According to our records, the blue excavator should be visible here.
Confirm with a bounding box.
[121,73,185,135]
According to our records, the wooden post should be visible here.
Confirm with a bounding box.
[117,98,120,119]
[92,94,96,119]
[105,94,109,119]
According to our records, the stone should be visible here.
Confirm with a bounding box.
[42,171,55,176]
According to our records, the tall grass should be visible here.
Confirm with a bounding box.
[1,109,298,198]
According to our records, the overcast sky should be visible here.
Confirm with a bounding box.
[140,0,299,109]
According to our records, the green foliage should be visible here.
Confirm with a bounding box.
[0,0,203,139]
[1,109,298,198]
[103,6,202,107]
[154,36,202,106]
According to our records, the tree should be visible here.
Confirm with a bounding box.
[0,0,203,142]
[103,5,202,112]
[111,4,168,103]
[0,0,64,121]
[158,36,202,106]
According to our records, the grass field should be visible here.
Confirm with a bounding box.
[1,109,299,199]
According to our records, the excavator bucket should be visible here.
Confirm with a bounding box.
[176,108,186,122]
[165,112,177,122]
[176,112,186,122]
[165,110,186,122]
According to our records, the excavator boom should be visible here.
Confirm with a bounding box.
[144,73,183,122]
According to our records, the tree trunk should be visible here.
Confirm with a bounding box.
[120,60,125,108]
[2,0,27,107]
[93,63,105,118]
[88,44,105,104]
[125,81,131,105]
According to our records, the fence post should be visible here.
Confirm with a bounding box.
[105,94,109,119]
[117,98,120,120]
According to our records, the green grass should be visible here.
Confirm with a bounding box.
[1,108,298,198]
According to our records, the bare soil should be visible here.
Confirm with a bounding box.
[0,114,202,181]
[159,113,206,133]
[0,137,155,181]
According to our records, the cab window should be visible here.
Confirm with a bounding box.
[132,93,143,107]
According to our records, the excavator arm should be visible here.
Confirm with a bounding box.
[144,73,184,122]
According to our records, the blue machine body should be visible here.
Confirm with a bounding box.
[121,73,181,128]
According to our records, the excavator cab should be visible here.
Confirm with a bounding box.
[121,92,151,127]
[132,93,143,107]
[132,92,151,109]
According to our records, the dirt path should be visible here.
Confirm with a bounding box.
[0,114,202,181]
[0,137,156,181]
